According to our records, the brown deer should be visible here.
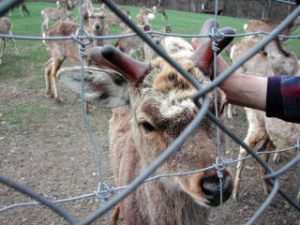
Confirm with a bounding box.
[0,17,18,65]
[43,6,108,104]
[7,0,30,17]
[41,8,70,33]
[80,0,94,23]
[56,0,76,12]
[152,0,168,25]
[101,4,131,29]
[244,17,300,34]
[136,6,155,27]
[57,19,234,225]
[230,34,300,201]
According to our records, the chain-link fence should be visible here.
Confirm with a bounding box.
[1,0,300,224]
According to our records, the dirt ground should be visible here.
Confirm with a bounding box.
[0,73,300,225]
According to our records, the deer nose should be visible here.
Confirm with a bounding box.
[201,170,232,206]
[95,24,100,30]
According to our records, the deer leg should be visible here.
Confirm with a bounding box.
[233,146,248,201]
[1,39,6,56]
[233,132,269,201]
[259,153,270,195]
[10,38,19,55]
[227,104,233,119]
[0,39,3,64]
[49,58,64,104]
[273,152,282,164]
[258,141,273,195]
[44,58,53,97]
[112,204,121,225]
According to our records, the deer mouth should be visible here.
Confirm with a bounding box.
[200,173,233,206]
[178,169,233,207]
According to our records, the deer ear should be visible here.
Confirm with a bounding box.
[57,66,130,107]
[89,45,149,86]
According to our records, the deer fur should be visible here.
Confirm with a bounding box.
[41,8,70,33]
[230,34,300,201]
[56,0,76,12]
[80,0,94,23]
[136,7,155,27]
[43,7,108,103]
[57,19,234,225]
[152,0,168,25]
[6,0,30,17]
[103,5,131,29]
[0,17,18,65]
[244,17,300,35]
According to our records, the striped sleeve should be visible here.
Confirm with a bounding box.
[266,76,300,123]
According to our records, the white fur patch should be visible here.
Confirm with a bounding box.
[243,23,248,31]
[148,13,155,21]
[159,93,195,118]
[229,44,236,60]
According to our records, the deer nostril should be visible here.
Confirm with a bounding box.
[201,173,232,206]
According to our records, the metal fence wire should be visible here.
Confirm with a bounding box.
[1,0,300,224]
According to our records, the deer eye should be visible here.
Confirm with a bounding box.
[140,121,155,132]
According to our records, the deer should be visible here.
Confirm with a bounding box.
[6,0,30,17]
[43,6,108,104]
[136,6,155,27]
[115,9,169,63]
[80,0,94,23]
[56,19,235,225]
[152,0,168,25]
[244,16,300,42]
[0,17,19,65]
[56,0,76,12]
[114,6,156,61]
[106,7,131,31]
[41,8,70,33]
[230,34,300,201]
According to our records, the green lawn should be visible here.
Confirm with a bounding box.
[0,2,299,82]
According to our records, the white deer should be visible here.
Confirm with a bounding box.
[0,17,19,65]
[57,19,235,225]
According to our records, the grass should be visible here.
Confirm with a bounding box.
[0,104,54,132]
[1,2,299,81]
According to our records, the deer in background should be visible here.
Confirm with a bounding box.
[114,6,156,61]
[136,6,155,27]
[152,0,168,25]
[103,6,131,29]
[0,17,18,65]
[43,6,108,104]
[56,0,76,12]
[41,8,70,33]
[5,0,30,17]
[80,0,94,23]
[230,34,300,201]
[57,19,234,225]
[225,17,300,119]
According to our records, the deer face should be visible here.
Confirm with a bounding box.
[266,39,299,76]
[88,8,107,34]
[58,19,235,207]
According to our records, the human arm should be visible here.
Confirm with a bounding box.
[217,57,268,111]
[217,57,300,123]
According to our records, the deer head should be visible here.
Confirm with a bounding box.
[58,19,235,207]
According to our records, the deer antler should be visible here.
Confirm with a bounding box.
[191,19,235,75]
[89,45,149,85]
